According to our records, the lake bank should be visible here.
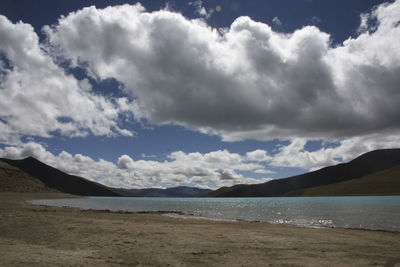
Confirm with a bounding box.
[1,193,400,266]
[31,195,400,232]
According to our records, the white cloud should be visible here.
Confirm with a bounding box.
[0,142,272,189]
[246,149,271,162]
[188,0,213,19]
[41,1,400,142]
[270,138,339,170]
[358,13,370,33]
[118,154,135,169]
[272,16,282,26]
[0,15,133,145]
[0,141,53,160]
[254,169,275,175]
[141,153,156,158]
[270,133,400,171]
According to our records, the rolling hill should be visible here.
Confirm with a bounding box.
[0,160,57,193]
[205,148,400,197]
[0,157,123,196]
[285,164,400,197]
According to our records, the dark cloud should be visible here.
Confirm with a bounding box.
[43,2,400,141]
[218,169,235,180]
[1,1,399,143]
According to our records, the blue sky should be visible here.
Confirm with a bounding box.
[0,0,399,189]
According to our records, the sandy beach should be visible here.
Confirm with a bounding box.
[1,193,399,266]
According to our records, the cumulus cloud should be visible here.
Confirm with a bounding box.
[270,138,339,170]
[0,15,133,144]
[0,142,275,189]
[41,1,400,142]
[0,141,53,160]
[246,149,271,162]
[118,154,135,169]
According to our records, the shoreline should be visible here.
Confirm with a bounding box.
[28,194,400,233]
[1,192,400,266]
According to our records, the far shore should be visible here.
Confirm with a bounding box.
[1,192,400,266]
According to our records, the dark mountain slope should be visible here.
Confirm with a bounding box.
[285,164,400,196]
[0,160,58,193]
[1,157,122,196]
[205,148,400,197]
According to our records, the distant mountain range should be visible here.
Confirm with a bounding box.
[1,148,400,197]
[120,187,211,197]
[205,149,400,197]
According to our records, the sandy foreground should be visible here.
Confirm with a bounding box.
[1,193,400,267]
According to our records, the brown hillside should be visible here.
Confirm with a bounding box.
[285,164,400,196]
[0,161,57,193]
[1,157,123,196]
[205,148,400,197]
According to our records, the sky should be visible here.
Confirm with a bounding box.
[0,0,399,189]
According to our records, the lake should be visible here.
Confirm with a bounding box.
[30,196,400,232]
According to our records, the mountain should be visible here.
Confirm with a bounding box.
[205,148,400,197]
[0,157,123,196]
[285,164,400,197]
[0,160,57,193]
[121,186,212,197]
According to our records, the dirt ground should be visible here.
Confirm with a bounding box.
[1,193,399,266]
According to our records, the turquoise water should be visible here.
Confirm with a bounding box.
[30,196,400,231]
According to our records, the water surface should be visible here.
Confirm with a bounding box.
[30,196,400,231]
